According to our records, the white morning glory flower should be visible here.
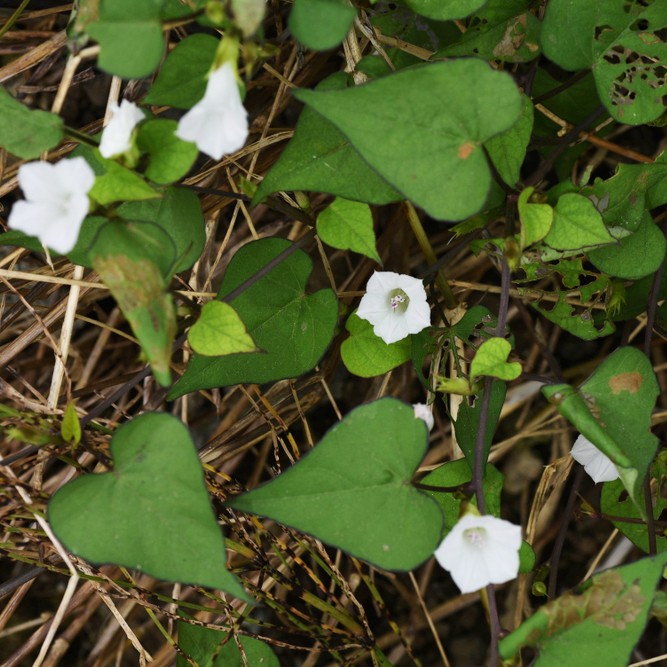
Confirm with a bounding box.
[356,271,431,344]
[413,403,434,432]
[8,157,95,255]
[570,433,620,484]
[98,99,145,158]
[434,513,522,594]
[175,61,249,160]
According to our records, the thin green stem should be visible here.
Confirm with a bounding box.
[0,0,31,40]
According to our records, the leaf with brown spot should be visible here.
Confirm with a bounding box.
[608,371,643,395]
[500,552,667,666]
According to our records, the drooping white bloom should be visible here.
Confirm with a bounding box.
[356,271,431,344]
[98,99,145,158]
[176,62,249,160]
[434,514,522,594]
[413,403,434,432]
[8,157,95,254]
[570,433,620,484]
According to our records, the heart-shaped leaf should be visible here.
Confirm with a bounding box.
[169,238,338,398]
[188,301,257,356]
[544,193,614,251]
[48,413,249,600]
[470,338,522,383]
[136,119,198,185]
[294,59,521,221]
[227,398,444,570]
[542,347,659,511]
[177,621,280,667]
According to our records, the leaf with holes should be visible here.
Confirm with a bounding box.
[227,398,444,570]
[294,60,521,221]
[541,0,667,124]
[49,413,249,600]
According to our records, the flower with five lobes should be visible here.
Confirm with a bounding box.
[356,271,431,344]
[434,513,522,594]
[176,61,249,160]
[570,433,620,484]
[98,99,145,158]
[8,157,95,255]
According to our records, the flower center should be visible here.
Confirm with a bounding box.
[463,526,487,548]
[388,288,409,314]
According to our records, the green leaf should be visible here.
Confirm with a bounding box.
[500,552,667,666]
[188,301,257,356]
[518,187,553,247]
[177,622,279,667]
[421,459,504,531]
[542,347,659,512]
[544,193,614,251]
[90,223,177,386]
[116,187,205,273]
[434,0,542,62]
[136,119,198,184]
[294,59,521,221]
[588,212,666,280]
[230,0,266,37]
[227,398,444,570]
[169,238,338,398]
[316,197,381,262]
[48,413,249,600]
[60,401,81,445]
[144,34,219,108]
[601,455,667,554]
[253,73,402,206]
[541,0,667,124]
[470,338,521,383]
[0,87,63,159]
[486,94,534,187]
[404,0,486,20]
[341,312,412,377]
[289,0,356,51]
[455,380,507,472]
[86,0,165,79]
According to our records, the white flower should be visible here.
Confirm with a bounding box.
[175,62,249,160]
[413,403,434,432]
[570,433,620,484]
[8,157,95,254]
[434,514,522,594]
[98,99,145,158]
[356,271,430,344]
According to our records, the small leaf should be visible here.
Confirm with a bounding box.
[470,338,521,383]
[289,0,356,51]
[227,398,444,570]
[60,401,81,445]
[294,59,521,221]
[544,193,614,251]
[86,152,159,206]
[144,34,219,108]
[230,0,266,37]
[136,119,198,185]
[316,198,381,262]
[0,87,63,159]
[86,0,165,79]
[177,622,279,667]
[486,94,534,187]
[341,312,411,377]
[500,552,667,666]
[404,0,487,21]
[188,301,257,356]
[518,187,553,247]
[49,413,249,600]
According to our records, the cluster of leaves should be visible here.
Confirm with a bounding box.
[2,0,667,665]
